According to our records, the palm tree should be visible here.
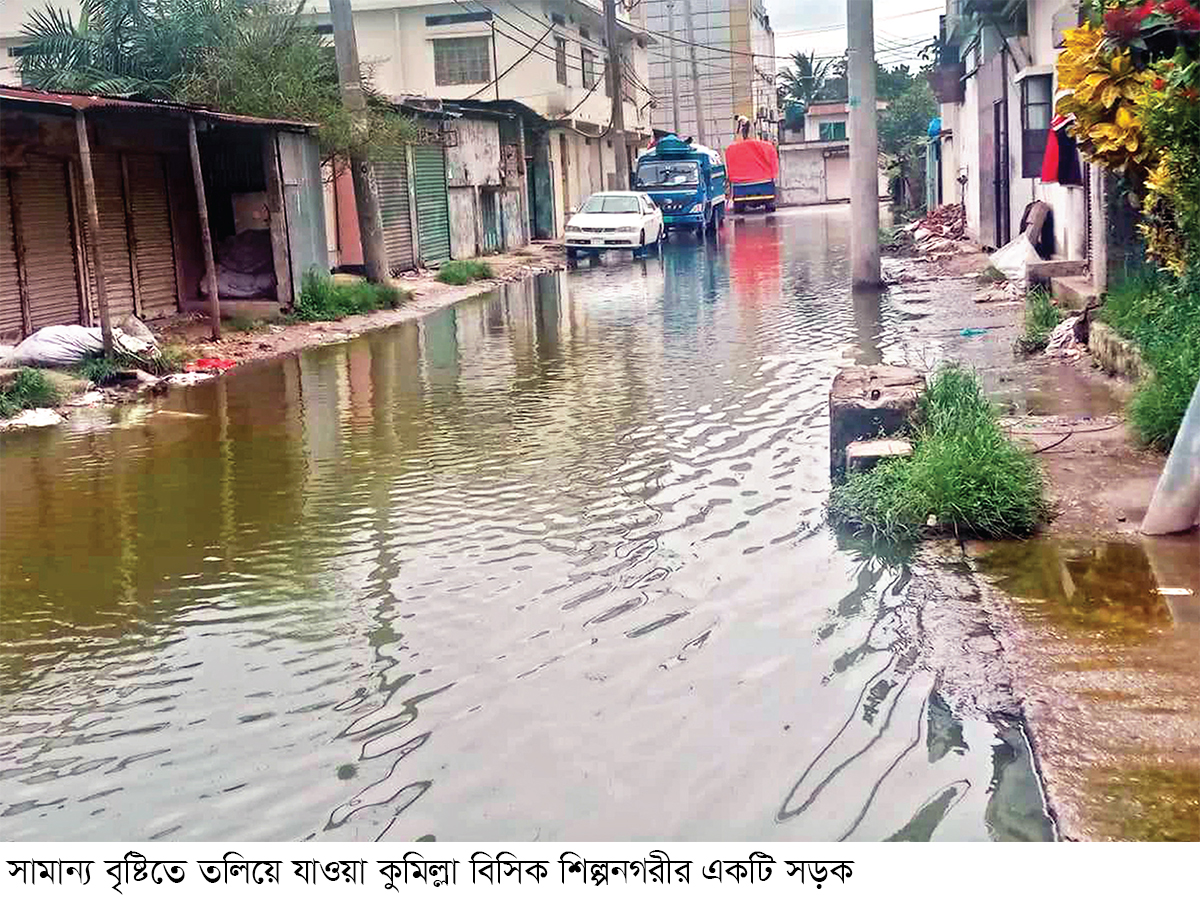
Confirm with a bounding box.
[17,0,251,97]
[778,50,834,114]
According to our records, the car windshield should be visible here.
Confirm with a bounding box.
[635,161,700,188]
[580,195,640,214]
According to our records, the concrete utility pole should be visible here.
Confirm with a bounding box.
[847,0,881,287]
[604,0,630,189]
[682,0,706,145]
[331,0,388,284]
[666,1,681,135]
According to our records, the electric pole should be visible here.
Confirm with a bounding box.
[682,0,706,145]
[331,0,388,284]
[666,1,681,135]
[604,0,630,189]
[847,0,881,287]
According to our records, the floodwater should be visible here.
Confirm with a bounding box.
[0,208,1053,842]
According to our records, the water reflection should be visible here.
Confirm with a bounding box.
[2,208,1049,841]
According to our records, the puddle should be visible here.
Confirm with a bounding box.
[993,361,1126,419]
[974,539,1182,637]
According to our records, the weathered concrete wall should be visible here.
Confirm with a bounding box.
[779,144,826,206]
[1088,321,1148,383]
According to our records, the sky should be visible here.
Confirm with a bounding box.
[767,0,945,70]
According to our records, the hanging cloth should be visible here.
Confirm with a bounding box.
[1041,115,1083,185]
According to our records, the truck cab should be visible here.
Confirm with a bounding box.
[633,135,727,235]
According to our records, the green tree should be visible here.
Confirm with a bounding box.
[877,80,937,157]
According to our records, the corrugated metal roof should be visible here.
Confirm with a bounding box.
[0,85,318,130]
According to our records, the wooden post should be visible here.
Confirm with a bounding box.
[119,153,143,318]
[187,115,221,340]
[262,130,293,307]
[75,110,113,353]
[65,160,93,326]
[6,170,33,337]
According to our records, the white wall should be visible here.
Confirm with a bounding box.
[958,74,981,242]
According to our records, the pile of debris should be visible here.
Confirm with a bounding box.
[899,204,976,260]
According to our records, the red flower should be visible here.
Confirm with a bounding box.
[1182,87,1200,100]
[1154,77,1167,89]
[1162,0,1200,28]
[1105,1,1156,39]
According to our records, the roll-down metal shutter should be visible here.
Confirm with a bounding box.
[80,153,137,321]
[126,154,178,318]
[374,157,415,275]
[0,172,24,339]
[19,156,84,330]
[411,144,451,266]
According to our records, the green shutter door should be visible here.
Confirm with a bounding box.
[411,144,450,266]
[374,158,415,275]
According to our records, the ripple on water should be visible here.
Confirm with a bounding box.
[1,208,1050,841]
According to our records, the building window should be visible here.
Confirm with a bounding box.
[1022,74,1053,178]
[819,120,847,141]
[581,48,596,89]
[555,37,568,85]
[433,36,491,86]
[426,12,492,26]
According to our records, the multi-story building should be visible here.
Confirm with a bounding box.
[641,0,778,154]
[305,1,656,244]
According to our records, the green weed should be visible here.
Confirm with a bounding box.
[436,260,494,285]
[1014,286,1063,355]
[827,364,1048,542]
[1101,267,1200,450]
[294,270,408,321]
[0,368,61,418]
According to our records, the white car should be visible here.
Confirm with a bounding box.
[564,192,664,257]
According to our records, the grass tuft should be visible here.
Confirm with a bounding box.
[1014,286,1063,355]
[0,368,62,418]
[827,364,1048,542]
[1101,267,1200,450]
[436,260,494,285]
[75,343,190,383]
[293,270,408,321]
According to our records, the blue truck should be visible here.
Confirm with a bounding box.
[633,135,727,236]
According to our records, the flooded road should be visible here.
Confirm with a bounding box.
[0,208,1053,842]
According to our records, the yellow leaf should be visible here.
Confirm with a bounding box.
[1121,82,1144,101]
[1083,72,1110,90]
[1102,83,1120,108]
[1111,53,1129,75]
[1125,134,1139,152]
[1115,106,1138,129]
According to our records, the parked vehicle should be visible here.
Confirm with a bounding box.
[725,138,779,213]
[633,135,727,236]
[563,192,664,258]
